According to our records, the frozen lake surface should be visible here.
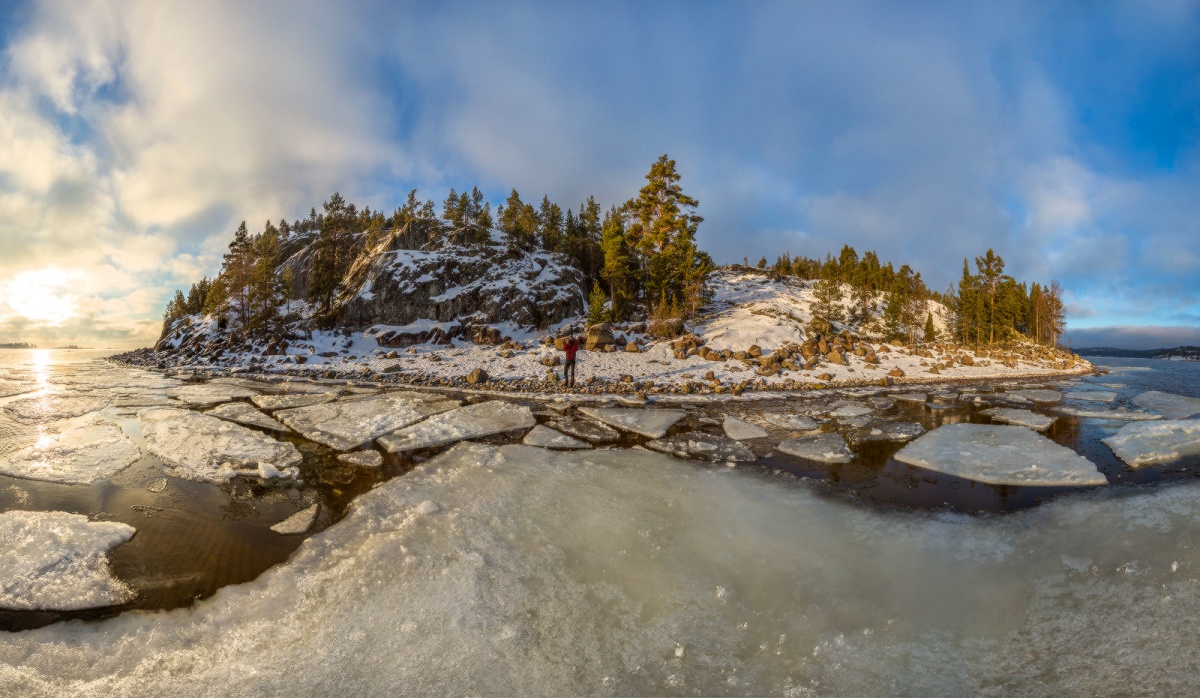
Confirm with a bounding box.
[1,350,1199,694]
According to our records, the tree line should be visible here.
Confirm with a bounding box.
[163,154,713,334]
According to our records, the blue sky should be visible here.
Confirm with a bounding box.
[0,0,1197,349]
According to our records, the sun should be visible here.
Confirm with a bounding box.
[4,269,78,325]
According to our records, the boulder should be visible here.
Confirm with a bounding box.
[466,368,489,384]
[625,343,640,353]
[585,323,615,351]
[646,317,685,339]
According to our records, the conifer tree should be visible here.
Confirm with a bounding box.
[248,222,283,332]
[220,221,255,328]
[599,206,633,320]
[808,276,843,336]
[623,154,706,313]
[538,196,563,251]
[587,281,608,326]
[924,312,937,343]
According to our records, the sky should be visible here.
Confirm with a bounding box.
[0,1,1197,350]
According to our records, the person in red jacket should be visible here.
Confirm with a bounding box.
[562,334,579,388]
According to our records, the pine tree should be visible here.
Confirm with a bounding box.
[623,154,706,312]
[247,222,283,332]
[599,206,633,320]
[974,248,1005,344]
[220,221,254,328]
[808,276,843,336]
[587,281,608,326]
[923,312,937,343]
[309,192,356,311]
[538,196,563,252]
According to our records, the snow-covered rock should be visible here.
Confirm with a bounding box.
[894,423,1106,487]
[168,383,258,406]
[1102,420,1200,467]
[777,432,854,463]
[275,392,460,451]
[577,407,685,439]
[1132,391,1200,420]
[378,401,537,453]
[271,504,319,535]
[0,417,140,485]
[206,402,290,432]
[138,408,303,483]
[522,425,592,450]
[646,431,756,463]
[0,510,135,611]
[982,408,1056,432]
[722,415,768,440]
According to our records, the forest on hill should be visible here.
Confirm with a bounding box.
[163,155,1066,350]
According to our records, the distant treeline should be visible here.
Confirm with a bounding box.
[1076,345,1200,359]
[0,342,36,349]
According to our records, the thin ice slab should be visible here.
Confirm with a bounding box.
[271,504,319,535]
[1054,405,1162,421]
[523,425,592,450]
[1063,391,1118,403]
[251,393,338,411]
[0,417,140,485]
[777,433,853,463]
[1132,391,1200,420]
[826,402,875,418]
[167,383,259,406]
[546,418,620,444]
[1008,389,1063,404]
[378,401,536,453]
[138,408,302,483]
[723,416,768,441]
[275,392,460,451]
[1102,419,1200,467]
[894,423,1106,487]
[890,393,928,404]
[337,450,383,468]
[982,408,1056,432]
[0,510,135,611]
[762,413,820,432]
[577,407,685,439]
[207,402,290,432]
[3,395,109,423]
[844,418,925,446]
[646,431,756,463]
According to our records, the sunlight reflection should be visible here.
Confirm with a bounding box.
[30,349,51,387]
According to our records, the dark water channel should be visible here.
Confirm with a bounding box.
[1,350,1198,631]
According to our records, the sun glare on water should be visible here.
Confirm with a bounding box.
[3,269,77,324]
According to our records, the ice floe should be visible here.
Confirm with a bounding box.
[167,383,259,406]
[576,406,685,439]
[646,431,756,463]
[1063,391,1118,403]
[762,413,820,432]
[890,393,928,403]
[843,418,926,446]
[1132,391,1200,420]
[0,417,141,485]
[275,392,460,450]
[251,393,338,410]
[271,504,319,535]
[522,425,592,450]
[206,402,290,432]
[2,395,109,423]
[337,451,383,468]
[545,418,620,444]
[1054,405,1162,421]
[1007,389,1062,404]
[138,408,302,483]
[722,415,768,440]
[777,432,854,463]
[826,402,875,418]
[0,510,135,611]
[981,408,1056,432]
[1102,419,1200,467]
[894,423,1106,486]
[378,401,537,453]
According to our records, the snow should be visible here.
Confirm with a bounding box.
[206,403,290,432]
[251,393,337,410]
[338,450,384,468]
[545,418,620,444]
[1063,391,1118,403]
[3,395,109,423]
[722,415,768,440]
[274,392,461,451]
[0,417,141,485]
[168,383,259,406]
[894,423,1106,487]
[777,432,854,463]
[762,413,820,431]
[981,408,1057,432]
[576,406,685,439]
[1007,389,1063,404]
[522,425,592,450]
[1132,391,1200,419]
[1102,420,1200,467]
[271,504,319,535]
[138,408,303,483]
[646,431,756,463]
[0,510,135,611]
[378,400,537,453]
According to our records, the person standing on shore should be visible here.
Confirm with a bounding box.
[562,334,579,388]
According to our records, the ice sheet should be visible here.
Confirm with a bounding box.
[646,431,756,463]
[522,425,591,450]
[1063,391,1118,403]
[894,423,1106,486]
[762,413,820,431]
[778,432,854,463]
[251,393,338,410]
[1007,389,1062,404]
[378,401,537,453]
[844,418,926,446]
[167,383,259,406]
[275,392,460,450]
[722,416,768,440]
[206,403,289,432]
[1054,405,1162,420]
[1132,391,1200,419]
[1102,419,1200,467]
[576,406,685,439]
[271,504,319,535]
[3,395,109,423]
[0,510,135,611]
[982,408,1056,432]
[546,418,620,444]
[0,417,140,485]
[138,408,303,483]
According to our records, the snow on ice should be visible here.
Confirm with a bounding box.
[545,418,620,444]
[271,504,319,535]
[167,383,259,406]
[762,413,820,431]
[138,408,302,483]
[0,510,135,611]
[1007,389,1063,404]
[1063,391,1118,403]
[522,425,591,450]
[722,415,768,440]
[1054,405,1162,421]
[206,403,290,432]
[1132,391,1200,420]
[3,395,109,423]
[1102,420,1200,467]
[981,408,1057,432]
[251,393,338,410]
[576,406,685,439]
[777,432,854,463]
[378,401,537,453]
[894,423,1106,487]
[0,417,140,485]
[646,431,756,463]
[337,451,384,468]
[274,392,460,451]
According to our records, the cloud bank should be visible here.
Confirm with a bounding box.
[0,0,1197,348]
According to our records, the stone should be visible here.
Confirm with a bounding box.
[584,323,615,351]
[466,368,489,385]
